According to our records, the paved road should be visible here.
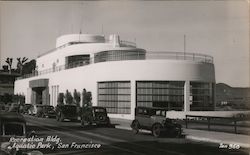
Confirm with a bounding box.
[23,115,248,155]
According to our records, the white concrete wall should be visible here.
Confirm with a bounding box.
[37,43,143,72]
[15,59,215,120]
[56,34,105,47]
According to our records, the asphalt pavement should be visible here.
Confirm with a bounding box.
[17,115,250,155]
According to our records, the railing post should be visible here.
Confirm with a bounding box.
[208,117,210,131]
[234,119,237,134]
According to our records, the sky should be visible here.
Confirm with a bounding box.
[0,1,249,87]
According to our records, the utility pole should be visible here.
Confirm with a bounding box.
[184,34,186,60]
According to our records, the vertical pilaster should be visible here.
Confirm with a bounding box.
[130,80,136,120]
[184,80,190,112]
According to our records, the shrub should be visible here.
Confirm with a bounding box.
[73,89,81,107]
[57,93,64,105]
[82,89,92,107]
[65,90,73,105]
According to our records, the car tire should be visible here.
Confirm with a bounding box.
[59,114,64,122]
[81,118,87,127]
[131,120,139,134]
[56,115,59,121]
[152,123,162,138]
[175,127,182,138]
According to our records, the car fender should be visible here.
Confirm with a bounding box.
[151,122,163,130]
[131,120,140,128]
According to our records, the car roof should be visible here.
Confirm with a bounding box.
[136,106,168,110]
[92,106,106,109]
[0,112,26,123]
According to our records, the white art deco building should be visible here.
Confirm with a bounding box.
[15,34,215,120]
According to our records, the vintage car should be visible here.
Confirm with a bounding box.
[37,105,56,118]
[81,106,110,127]
[21,104,32,114]
[131,107,182,137]
[0,112,42,155]
[28,104,43,116]
[7,103,20,113]
[55,104,78,122]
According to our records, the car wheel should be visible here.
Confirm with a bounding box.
[175,127,182,138]
[152,123,162,138]
[131,120,139,134]
[56,115,59,121]
[42,113,46,118]
[81,118,87,127]
[59,114,64,122]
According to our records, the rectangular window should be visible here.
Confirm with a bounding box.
[98,81,131,114]
[190,82,214,111]
[136,81,184,111]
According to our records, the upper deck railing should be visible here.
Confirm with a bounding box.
[17,51,213,80]
[38,39,136,58]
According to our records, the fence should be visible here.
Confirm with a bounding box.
[185,115,250,134]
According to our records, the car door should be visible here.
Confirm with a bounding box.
[137,108,151,128]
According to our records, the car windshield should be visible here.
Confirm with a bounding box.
[4,123,24,136]
[155,110,166,117]
[44,106,54,110]
[94,108,105,113]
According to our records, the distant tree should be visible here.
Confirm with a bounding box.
[57,93,64,105]
[5,57,13,73]
[22,59,36,75]
[82,89,92,107]
[65,90,73,105]
[73,89,81,106]
[17,57,28,74]
[2,93,12,104]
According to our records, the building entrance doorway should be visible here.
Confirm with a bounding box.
[29,79,49,105]
[32,87,45,104]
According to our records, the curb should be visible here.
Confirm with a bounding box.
[115,125,131,131]
[115,125,152,134]
[114,125,250,149]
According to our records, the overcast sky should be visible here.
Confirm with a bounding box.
[0,1,249,87]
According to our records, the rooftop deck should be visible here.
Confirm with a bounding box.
[17,51,213,80]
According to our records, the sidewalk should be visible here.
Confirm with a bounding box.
[110,118,250,148]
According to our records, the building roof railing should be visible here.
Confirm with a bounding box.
[38,39,136,58]
[17,51,213,80]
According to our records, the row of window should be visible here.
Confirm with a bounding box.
[137,81,184,88]
[137,88,184,95]
[137,95,184,102]
[190,82,214,111]
[94,50,145,63]
[98,101,131,108]
[98,82,130,88]
[98,88,131,95]
[97,81,215,114]
[98,81,131,114]
[136,81,185,110]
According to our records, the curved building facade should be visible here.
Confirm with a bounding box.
[15,34,215,120]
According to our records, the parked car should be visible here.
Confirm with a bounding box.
[37,105,56,118]
[55,104,78,122]
[0,112,42,155]
[21,104,32,114]
[28,104,43,116]
[131,107,182,137]
[81,106,110,127]
[7,103,20,113]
